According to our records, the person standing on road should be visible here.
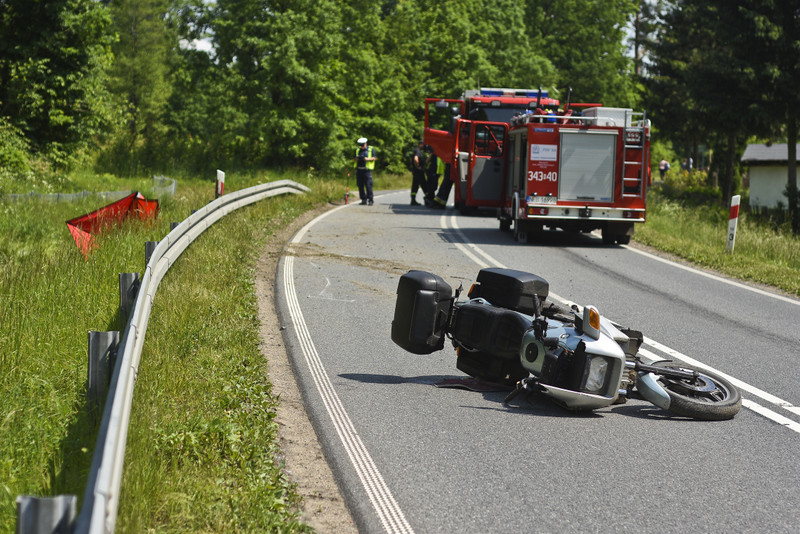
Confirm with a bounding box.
[424,146,443,207]
[429,163,452,209]
[410,140,427,205]
[354,137,376,205]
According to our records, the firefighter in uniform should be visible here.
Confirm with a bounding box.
[410,140,427,205]
[430,163,451,209]
[424,147,444,207]
[354,137,376,205]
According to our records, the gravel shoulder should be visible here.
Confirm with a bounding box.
[254,203,358,534]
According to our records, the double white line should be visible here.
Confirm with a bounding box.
[283,200,415,534]
[442,213,800,434]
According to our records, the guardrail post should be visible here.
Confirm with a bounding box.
[145,241,158,265]
[87,330,119,408]
[726,194,740,253]
[119,272,140,329]
[16,494,76,534]
[170,222,179,231]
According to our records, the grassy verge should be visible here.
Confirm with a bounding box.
[0,168,405,532]
[117,185,312,532]
[1,182,166,531]
[635,190,800,296]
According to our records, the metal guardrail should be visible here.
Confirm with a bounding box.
[65,179,310,533]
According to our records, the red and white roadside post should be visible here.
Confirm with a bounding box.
[726,194,740,253]
[216,169,225,198]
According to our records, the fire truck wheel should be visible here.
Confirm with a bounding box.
[602,228,629,245]
[499,218,511,232]
[513,224,527,243]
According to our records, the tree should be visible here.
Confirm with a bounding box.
[107,0,175,153]
[0,0,115,166]
[112,0,652,174]
[209,0,345,169]
[525,0,639,106]
[335,0,403,169]
[629,0,665,77]
[647,0,800,231]
[647,1,764,200]
[734,0,800,233]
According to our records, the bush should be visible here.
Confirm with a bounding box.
[657,168,722,205]
[0,117,31,175]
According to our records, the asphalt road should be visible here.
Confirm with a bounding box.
[275,190,800,534]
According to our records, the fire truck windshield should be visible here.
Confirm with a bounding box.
[468,103,532,124]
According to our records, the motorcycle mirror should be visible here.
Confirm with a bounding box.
[582,306,601,340]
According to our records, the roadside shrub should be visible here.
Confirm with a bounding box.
[657,168,722,205]
[0,117,31,176]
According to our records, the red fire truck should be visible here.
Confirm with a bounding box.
[423,88,650,244]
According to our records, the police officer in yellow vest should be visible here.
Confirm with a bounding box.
[354,137,376,205]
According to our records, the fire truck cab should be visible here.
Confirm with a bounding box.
[423,88,650,244]
[425,88,560,213]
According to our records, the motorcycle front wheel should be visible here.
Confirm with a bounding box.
[650,361,742,420]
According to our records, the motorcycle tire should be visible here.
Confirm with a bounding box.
[650,361,741,421]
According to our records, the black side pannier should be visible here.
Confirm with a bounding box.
[467,268,549,315]
[391,270,453,354]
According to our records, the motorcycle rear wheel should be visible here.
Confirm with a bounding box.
[651,361,741,420]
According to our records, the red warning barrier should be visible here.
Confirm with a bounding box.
[66,192,159,257]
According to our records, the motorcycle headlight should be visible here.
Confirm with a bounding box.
[583,356,610,393]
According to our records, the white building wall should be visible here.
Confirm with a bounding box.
[749,166,789,209]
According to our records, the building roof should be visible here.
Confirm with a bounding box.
[741,143,800,164]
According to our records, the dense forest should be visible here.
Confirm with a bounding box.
[0,0,798,229]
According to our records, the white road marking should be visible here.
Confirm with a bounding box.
[307,275,356,302]
[442,215,491,268]
[639,342,800,418]
[621,241,800,307]
[284,198,415,534]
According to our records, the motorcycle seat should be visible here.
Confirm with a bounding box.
[452,302,530,360]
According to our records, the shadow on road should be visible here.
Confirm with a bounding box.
[339,372,675,420]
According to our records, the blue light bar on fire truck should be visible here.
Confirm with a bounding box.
[469,88,549,98]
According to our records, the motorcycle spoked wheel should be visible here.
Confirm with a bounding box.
[651,361,742,420]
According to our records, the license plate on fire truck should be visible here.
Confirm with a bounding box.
[528,195,557,205]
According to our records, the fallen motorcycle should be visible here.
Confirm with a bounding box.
[391,268,741,420]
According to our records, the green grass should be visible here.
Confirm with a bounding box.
[117,186,311,532]
[636,190,800,296]
[0,168,406,532]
